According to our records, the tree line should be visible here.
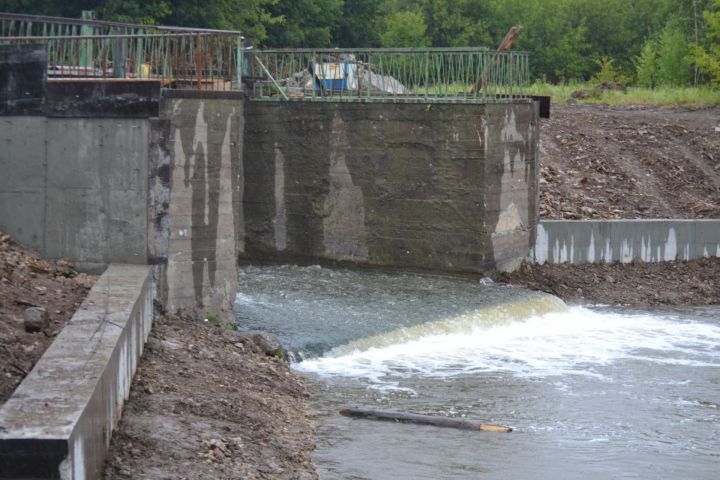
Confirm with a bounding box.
[2,0,719,86]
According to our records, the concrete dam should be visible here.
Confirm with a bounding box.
[2,18,720,480]
[0,44,541,321]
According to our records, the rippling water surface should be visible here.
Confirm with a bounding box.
[236,265,720,480]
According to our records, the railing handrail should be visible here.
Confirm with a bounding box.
[250,47,531,102]
[258,47,532,55]
[2,32,237,41]
[0,11,244,37]
[0,32,246,92]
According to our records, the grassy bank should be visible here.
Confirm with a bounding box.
[526,82,720,107]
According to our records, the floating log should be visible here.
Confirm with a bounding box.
[339,408,512,433]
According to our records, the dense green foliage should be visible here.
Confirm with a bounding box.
[692,0,720,85]
[1,0,719,86]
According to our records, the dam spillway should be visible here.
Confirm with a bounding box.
[234,265,720,480]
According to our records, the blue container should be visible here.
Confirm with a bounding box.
[314,62,350,92]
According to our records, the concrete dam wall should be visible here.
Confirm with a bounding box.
[243,101,539,273]
[0,116,150,272]
[156,92,245,318]
[0,50,541,316]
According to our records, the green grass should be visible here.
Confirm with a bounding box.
[526,82,720,107]
[408,81,718,107]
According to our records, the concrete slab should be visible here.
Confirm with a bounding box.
[0,264,152,480]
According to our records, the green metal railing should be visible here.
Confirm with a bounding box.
[0,12,245,91]
[1,13,531,100]
[250,48,531,102]
[2,32,244,90]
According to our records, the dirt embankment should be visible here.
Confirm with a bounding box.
[104,312,318,480]
[493,258,720,306]
[504,105,720,306]
[0,232,95,405]
[539,105,720,219]
[0,230,317,478]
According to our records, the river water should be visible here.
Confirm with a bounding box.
[235,265,720,480]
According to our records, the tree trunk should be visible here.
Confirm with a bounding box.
[339,408,512,433]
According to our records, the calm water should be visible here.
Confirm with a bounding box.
[235,265,720,480]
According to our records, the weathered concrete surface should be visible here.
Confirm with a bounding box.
[0,44,46,115]
[0,264,152,480]
[159,93,244,319]
[0,88,243,318]
[0,116,47,253]
[44,81,161,118]
[242,101,539,273]
[147,117,173,306]
[0,117,150,271]
[0,46,160,118]
[1,81,541,318]
[531,220,720,264]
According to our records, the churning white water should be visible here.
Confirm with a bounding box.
[297,306,720,387]
[235,265,720,480]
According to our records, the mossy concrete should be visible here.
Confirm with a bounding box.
[242,101,540,273]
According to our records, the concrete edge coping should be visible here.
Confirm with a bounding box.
[0,264,153,480]
[531,219,720,265]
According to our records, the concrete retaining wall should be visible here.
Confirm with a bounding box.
[242,101,539,273]
[1,64,542,315]
[0,83,245,322]
[0,117,150,272]
[0,264,152,480]
[531,220,720,264]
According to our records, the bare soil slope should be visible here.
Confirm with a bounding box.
[494,258,720,306]
[104,313,318,480]
[0,232,95,404]
[539,105,720,219]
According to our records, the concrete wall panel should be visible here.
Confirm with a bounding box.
[159,95,243,320]
[0,116,47,252]
[0,116,149,271]
[242,101,539,274]
[531,220,720,264]
[44,119,149,269]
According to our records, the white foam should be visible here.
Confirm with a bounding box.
[296,307,720,388]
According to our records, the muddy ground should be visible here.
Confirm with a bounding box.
[0,232,95,405]
[493,258,720,306]
[539,105,720,219]
[103,312,317,480]
[515,105,720,305]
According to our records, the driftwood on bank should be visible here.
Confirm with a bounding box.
[339,408,512,433]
